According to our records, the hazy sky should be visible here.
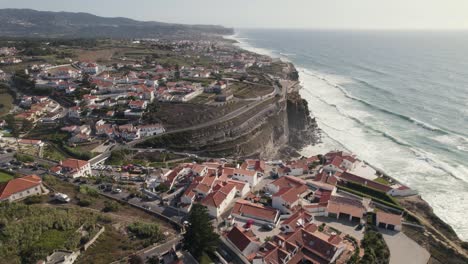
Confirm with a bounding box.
[1,0,468,30]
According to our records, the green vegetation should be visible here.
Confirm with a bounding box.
[0,171,13,182]
[43,145,67,161]
[23,195,44,205]
[79,185,99,198]
[14,153,34,163]
[0,202,99,264]
[154,184,170,193]
[345,235,360,264]
[77,199,93,207]
[359,227,390,264]
[63,145,94,160]
[106,149,135,165]
[127,222,164,245]
[374,177,391,185]
[184,204,220,261]
[200,253,214,264]
[103,200,120,212]
[0,84,13,116]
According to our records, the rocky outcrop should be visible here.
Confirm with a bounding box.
[287,91,319,150]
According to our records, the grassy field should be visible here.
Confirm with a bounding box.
[43,145,67,161]
[0,171,14,182]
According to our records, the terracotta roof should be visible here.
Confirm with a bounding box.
[270,176,306,190]
[201,183,235,208]
[226,226,258,252]
[282,209,314,227]
[61,158,89,170]
[231,200,279,222]
[377,211,402,226]
[273,184,308,204]
[0,175,42,200]
[18,139,42,145]
[233,168,257,177]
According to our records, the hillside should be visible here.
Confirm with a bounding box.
[0,9,233,38]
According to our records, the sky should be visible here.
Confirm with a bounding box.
[1,0,468,30]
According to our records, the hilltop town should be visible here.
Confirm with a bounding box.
[0,32,467,264]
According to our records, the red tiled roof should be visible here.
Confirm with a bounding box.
[0,175,42,200]
[231,200,279,222]
[273,185,308,204]
[226,226,259,252]
[61,158,89,170]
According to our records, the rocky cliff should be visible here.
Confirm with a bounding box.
[138,81,318,159]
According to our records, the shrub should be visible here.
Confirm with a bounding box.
[14,153,34,163]
[155,184,169,193]
[103,200,120,212]
[79,186,99,198]
[127,222,164,243]
[77,199,92,207]
[23,195,43,205]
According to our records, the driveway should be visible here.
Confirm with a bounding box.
[232,218,280,242]
[380,229,430,264]
[314,216,364,240]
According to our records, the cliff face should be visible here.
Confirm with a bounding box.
[139,90,317,159]
[138,63,318,159]
[287,91,318,150]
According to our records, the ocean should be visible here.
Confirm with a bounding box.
[230,29,468,241]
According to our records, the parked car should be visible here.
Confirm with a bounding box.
[112,188,122,194]
[262,223,275,231]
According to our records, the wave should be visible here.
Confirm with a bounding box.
[301,70,468,182]
[300,69,464,137]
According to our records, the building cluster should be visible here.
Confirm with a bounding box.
[140,149,415,264]
[15,95,63,123]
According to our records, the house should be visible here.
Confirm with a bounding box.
[139,124,165,137]
[68,106,81,118]
[118,124,140,141]
[53,158,92,178]
[280,209,315,234]
[387,185,418,197]
[376,211,402,231]
[232,169,259,188]
[230,199,280,225]
[225,226,261,260]
[18,139,44,148]
[323,151,358,173]
[226,179,250,197]
[191,164,208,177]
[264,176,306,195]
[201,183,237,218]
[0,175,46,202]
[255,215,346,264]
[326,196,370,223]
[271,184,309,214]
[241,159,266,173]
[128,100,148,110]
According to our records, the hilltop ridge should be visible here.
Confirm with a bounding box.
[0,8,234,38]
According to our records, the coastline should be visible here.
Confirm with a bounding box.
[223,32,468,261]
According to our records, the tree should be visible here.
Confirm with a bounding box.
[183,204,219,260]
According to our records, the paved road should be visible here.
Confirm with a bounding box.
[381,229,430,264]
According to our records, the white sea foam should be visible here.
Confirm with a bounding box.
[297,66,468,240]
